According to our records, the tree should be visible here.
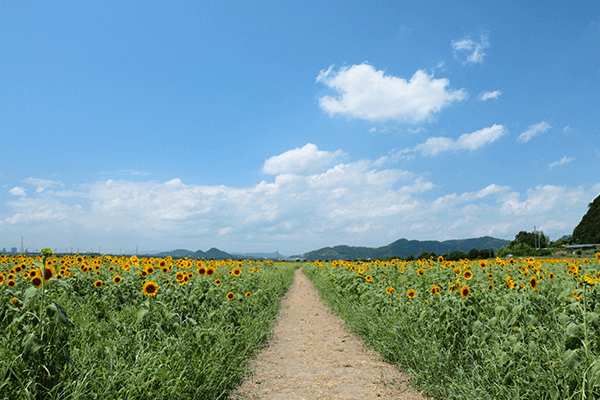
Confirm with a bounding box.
[573,195,600,244]
[468,248,480,260]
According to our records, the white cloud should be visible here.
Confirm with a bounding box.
[316,63,466,123]
[549,156,575,169]
[452,34,490,65]
[262,143,345,175]
[402,124,506,156]
[23,178,64,188]
[9,187,26,196]
[499,184,585,217]
[478,90,502,101]
[2,144,598,254]
[517,121,551,143]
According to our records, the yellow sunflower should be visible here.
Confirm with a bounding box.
[463,270,473,280]
[215,279,221,286]
[407,289,416,299]
[94,279,103,289]
[232,268,241,277]
[529,276,538,290]
[460,284,470,299]
[227,292,235,300]
[143,281,159,296]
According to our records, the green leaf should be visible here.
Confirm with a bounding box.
[562,349,584,370]
[137,308,150,325]
[47,303,75,328]
[566,322,582,339]
[586,312,599,329]
[22,333,42,357]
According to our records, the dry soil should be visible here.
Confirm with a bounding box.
[232,268,428,400]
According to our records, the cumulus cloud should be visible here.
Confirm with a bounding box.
[549,156,575,169]
[452,34,490,65]
[2,145,597,254]
[400,124,506,156]
[517,121,551,143]
[316,63,466,123]
[262,143,345,175]
[9,187,26,196]
[478,90,502,101]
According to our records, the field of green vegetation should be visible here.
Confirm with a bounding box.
[0,252,296,400]
[303,255,600,400]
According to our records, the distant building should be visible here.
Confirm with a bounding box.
[11,247,17,254]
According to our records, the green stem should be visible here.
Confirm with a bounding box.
[39,254,48,339]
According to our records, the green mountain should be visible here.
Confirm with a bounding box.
[302,236,510,261]
[573,194,600,244]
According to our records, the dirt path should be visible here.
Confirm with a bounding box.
[232,268,428,400]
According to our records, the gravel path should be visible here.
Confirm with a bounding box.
[232,268,428,400]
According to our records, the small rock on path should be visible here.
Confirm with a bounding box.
[232,268,428,400]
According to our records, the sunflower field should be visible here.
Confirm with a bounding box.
[303,254,600,400]
[0,252,296,400]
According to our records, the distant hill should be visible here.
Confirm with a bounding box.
[233,251,284,259]
[302,236,510,261]
[156,248,239,260]
[573,194,600,244]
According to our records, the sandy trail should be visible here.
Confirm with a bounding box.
[232,268,427,400]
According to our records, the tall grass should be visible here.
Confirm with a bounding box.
[0,255,297,400]
[303,256,600,400]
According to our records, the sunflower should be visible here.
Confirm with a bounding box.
[31,276,43,288]
[206,266,216,277]
[529,276,538,290]
[463,270,473,280]
[596,252,600,262]
[386,286,395,295]
[143,281,159,296]
[232,268,241,277]
[407,289,416,299]
[145,266,155,275]
[113,275,122,284]
[479,260,487,269]
[357,267,365,275]
[10,298,19,308]
[573,290,583,300]
[0,274,5,285]
[460,284,470,299]
[44,265,56,283]
[197,266,207,276]
[7,279,16,288]
[438,256,444,263]
[227,292,235,300]
[365,275,373,282]
[454,267,462,276]
[417,268,425,276]
[214,279,221,286]
[488,283,494,291]
[175,271,186,282]
[94,280,103,289]
[487,273,494,279]
[245,292,251,297]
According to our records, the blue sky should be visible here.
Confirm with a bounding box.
[1,1,599,255]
